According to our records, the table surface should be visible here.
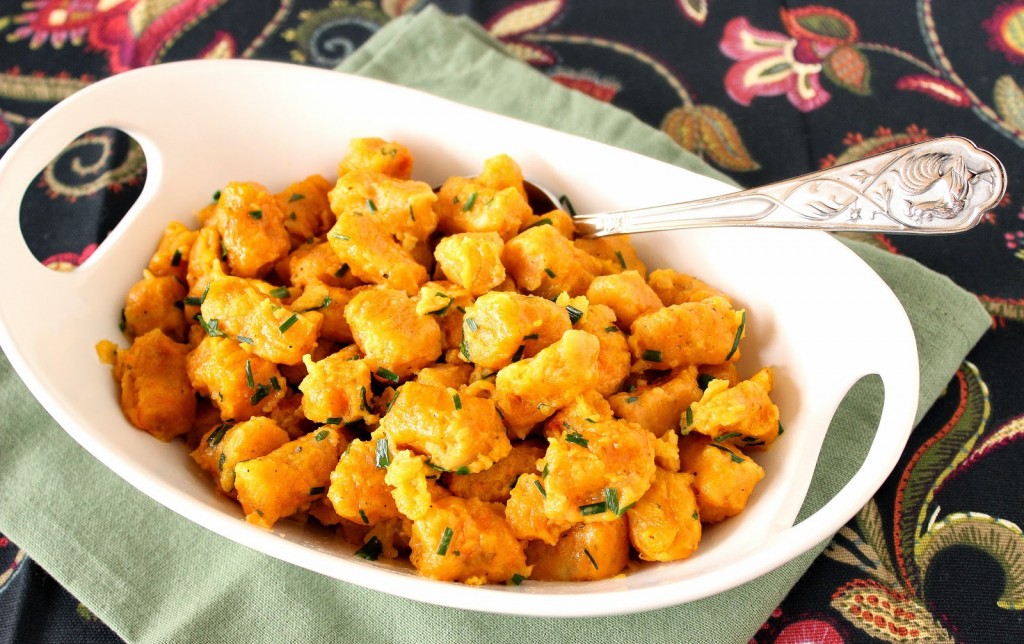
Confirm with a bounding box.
[1,1,1023,642]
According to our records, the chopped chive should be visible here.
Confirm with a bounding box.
[697,373,715,390]
[220,240,227,260]
[245,359,254,388]
[604,487,630,517]
[366,198,377,212]
[725,310,746,361]
[584,417,596,424]
[194,314,225,337]
[709,443,745,463]
[453,393,462,410]
[314,429,330,441]
[334,263,350,278]
[374,438,391,468]
[309,486,326,495]
[614,250,627,269]
[541,463,550,479]
[583,548,599,569]
[685,406,693,427]
[454,466,470,475]
[778,421,785,435]
[579,501,607,516]
[522,333,539,341]
[714,432,744,443]
[604,326,619,333]
[534,479,547,498]
[359,386,370,412]
[642,349,663,362]
[508,573,526,586]
[692,510,699,520]
[460,337,471,360]
[249,209,262,220]
[456,306,467,314]
[564,432,589,448]
[465,317,478,332]
[212,190,221,202]
[236,335,254,345]
[278,313,299,333]
[428,293,454,316]
[206,423,231,447]
[270,286,290,299]
[184,296,203,307]
[170,249,182,267]
[510,344,526,363]
[354,536,383,561]
[565,305,584,324]
[304,295,332,311]
[288,192,305,202]
[119,308,126,332]
[330,233,351,242]
[526,217,553,229]
[250,384,270,405]
[324,417,342,425]
[408,205,415,221]
[358,509,369,524]
[625,396,639,404]
[217,452,226,472]
[385,390,401,413]
[376,367,400,383]
[462,192,478,212]
[437,526,454,555]
[543,267,557,278]
[558,194,577,217]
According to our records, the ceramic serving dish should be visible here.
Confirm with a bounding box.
[0,59,918,617]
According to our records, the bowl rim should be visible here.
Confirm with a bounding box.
[0,59,920,616]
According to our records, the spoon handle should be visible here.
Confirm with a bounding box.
[574,136,1006,238]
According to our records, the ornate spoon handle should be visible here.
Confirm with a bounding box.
[573,136,1006,238]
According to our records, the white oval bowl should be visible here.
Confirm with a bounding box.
[0,60,918,617]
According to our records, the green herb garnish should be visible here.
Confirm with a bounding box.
[358,509,369,524]
[376,367,400,383]
[309,486,326,496]
[194,314,225,337]
[334,263,350,278]
[236,335,254,345]
[614,250,627,269]
[544,267,557,278]
[566,305,583,324]
[288,192,305,202]
[558,194,577,217]
[709,443,745,464]
[564,432,588,448]
[436,527,454,555]
[510,344,526,363]
[245,359,254,388]
[465,317,479,332]
[170,249,182,267]
[508,573,526,586]
[579,501,607,516]
[314,429,330,441]
[526,217,553,229]
[270,286,290,299]
[453,393,462,410]
[714,432,743,443]
[249,209,262,220]
[366,198,377,212]
[642,349,663,362]
[534,479,547,498]
[354,536,383,561]
[462,192,478,212]
[725,310,746,361]
[583,548,599,569]
[250,383,271,405]
[206,423,231,447]
[697,373,715,390]
[374,438,391,468]
[278,313,299,333]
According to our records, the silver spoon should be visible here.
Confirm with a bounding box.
[525,137,1005,238]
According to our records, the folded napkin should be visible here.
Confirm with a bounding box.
[0,6,992,643]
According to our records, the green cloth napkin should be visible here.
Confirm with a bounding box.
[0,7,992,643]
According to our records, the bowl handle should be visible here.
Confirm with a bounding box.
[759,331,920,569]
